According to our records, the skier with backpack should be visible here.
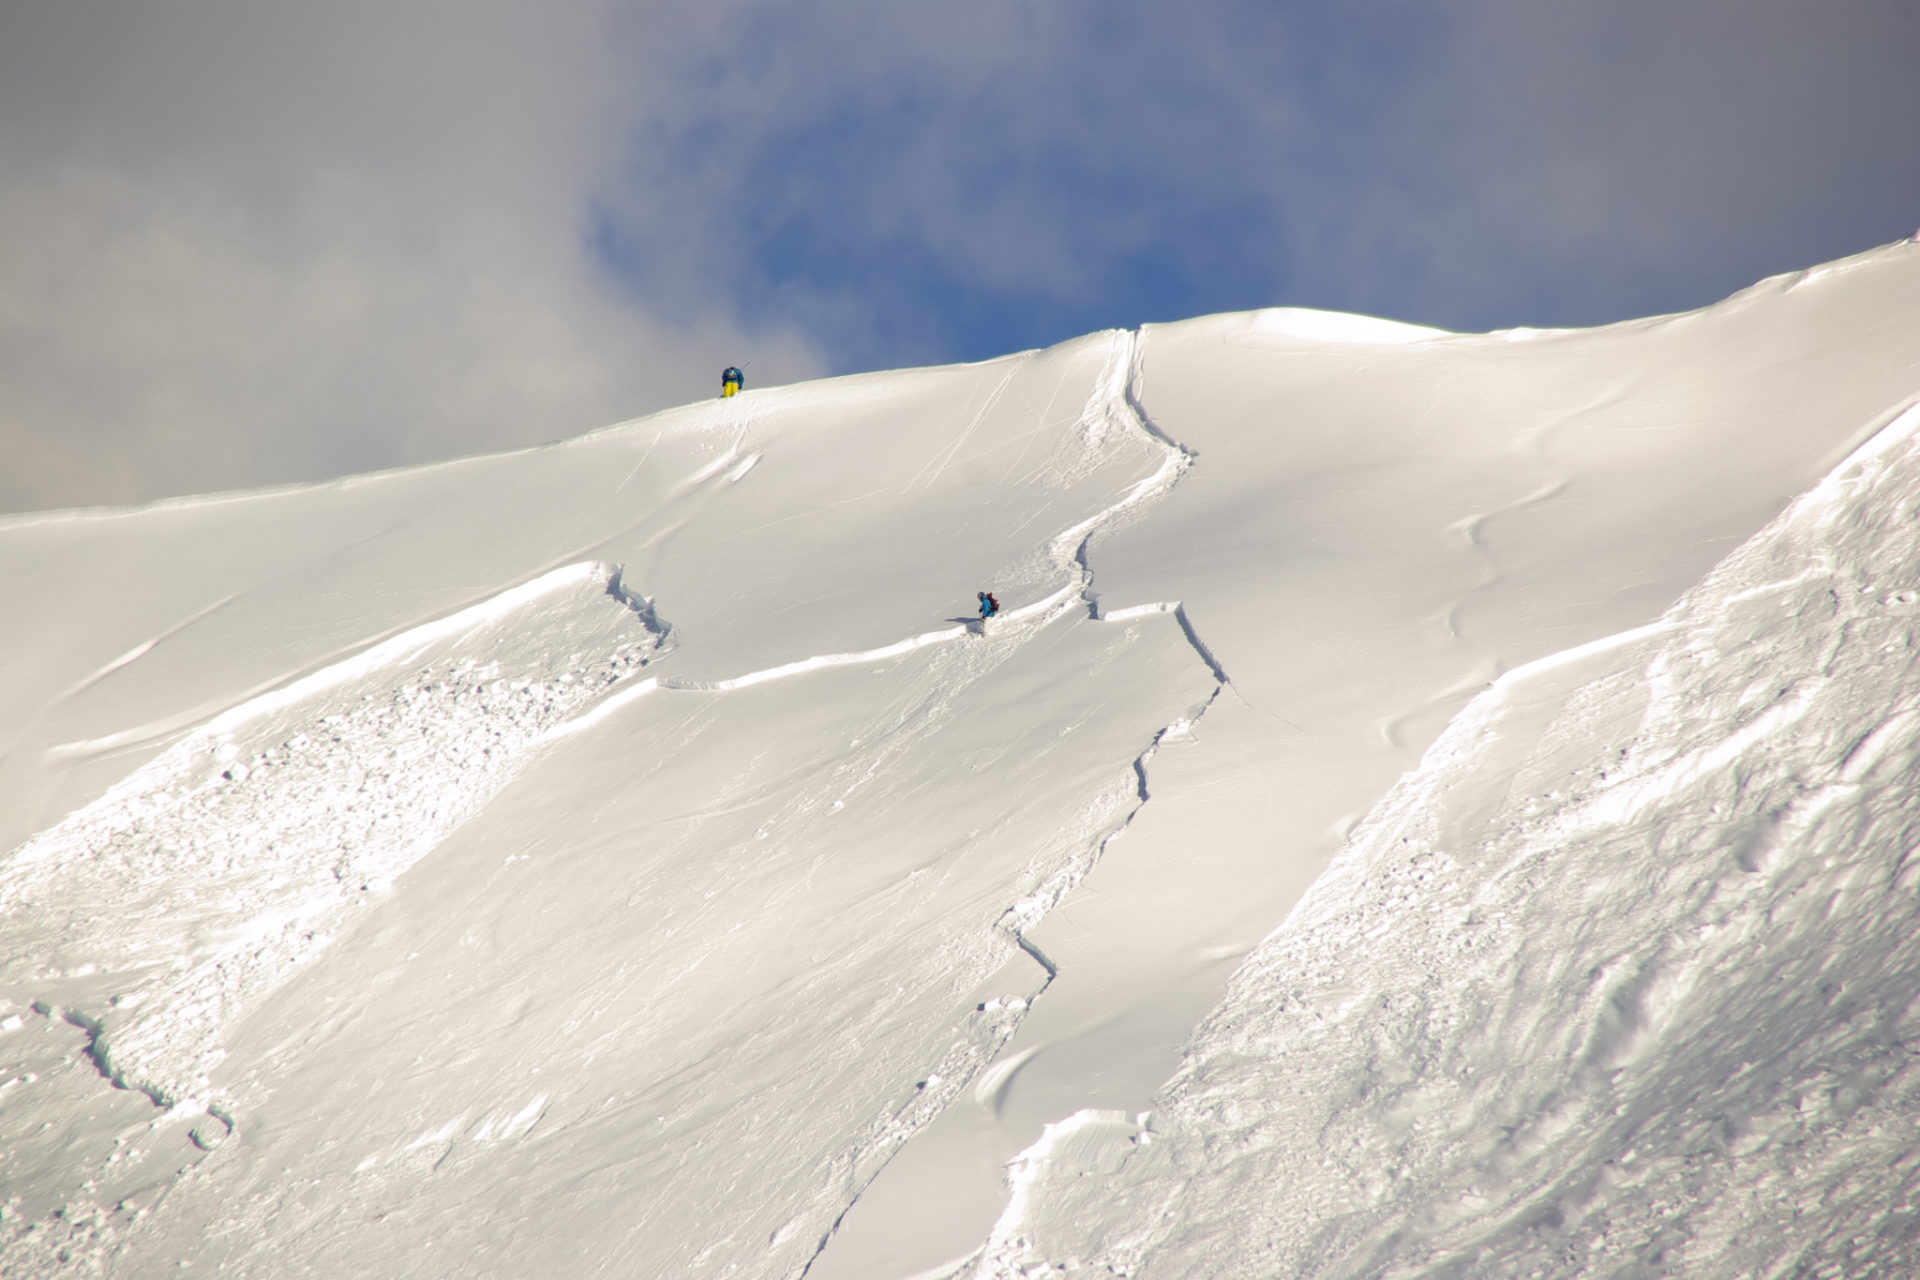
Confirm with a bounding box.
[978,591,999,621]
[721,367,744,398]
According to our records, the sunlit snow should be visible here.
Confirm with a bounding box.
[3,241,1918,1278]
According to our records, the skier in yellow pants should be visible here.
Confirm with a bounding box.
[721,366,744,398]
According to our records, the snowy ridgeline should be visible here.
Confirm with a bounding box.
[976,406,1920,1277]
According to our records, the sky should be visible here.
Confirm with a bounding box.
[1,0,1916,515]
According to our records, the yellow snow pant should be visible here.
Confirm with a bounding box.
[722,381,741,398]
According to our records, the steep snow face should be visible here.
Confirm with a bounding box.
[2,243,1919,1280]
[1,331,1218,1277]
[969,407,1920,1275]
[0,326,1213,1274]
[816,241,1920,1277]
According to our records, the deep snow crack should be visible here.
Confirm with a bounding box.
[797,330,1225,1277]
[1016,934,1060,981]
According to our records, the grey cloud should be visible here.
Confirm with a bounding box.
[0,167,820,515]
[0,2,823,516]
[595,0,1919,352]
[1222,0,1920,327]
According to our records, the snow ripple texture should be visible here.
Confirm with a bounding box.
[977,406,1920,1280]
[0,561,665,1111]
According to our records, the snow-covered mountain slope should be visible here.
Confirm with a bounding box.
[972,400,1920,1280]
[2,240,1917,1278]
[820,241,1920,1277]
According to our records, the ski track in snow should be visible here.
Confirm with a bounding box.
[969,403,1920,1277]
[1,328,1231,1278]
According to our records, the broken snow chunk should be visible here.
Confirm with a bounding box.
[188,1116,230,1151]
[4,561,667,1109]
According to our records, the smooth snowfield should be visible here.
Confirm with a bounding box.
[0,241,1917,1277]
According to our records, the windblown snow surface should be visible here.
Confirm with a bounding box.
[2,240,1919,1278]
[972,400,1920,1280]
